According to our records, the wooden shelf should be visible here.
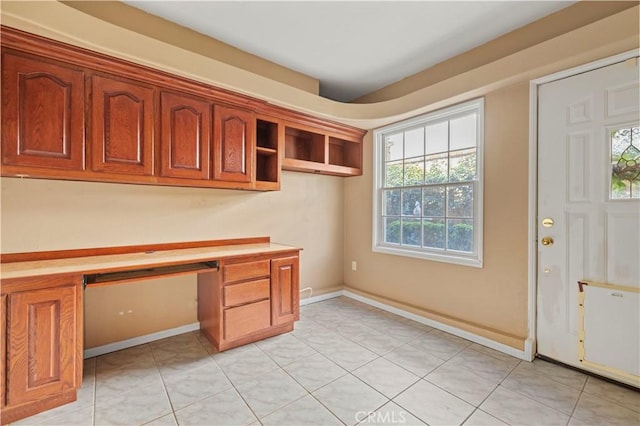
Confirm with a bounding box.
[254,117,281,190]
[282,158,361,177]
[283,123,363,176]
[256,146,277,155]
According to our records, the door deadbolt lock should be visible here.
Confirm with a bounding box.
[541,236,554,246]
[542,218,554,228]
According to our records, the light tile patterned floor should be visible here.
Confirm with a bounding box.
[13,297,640,426]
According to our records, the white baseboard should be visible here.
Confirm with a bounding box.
[84,322,200,358]
[86,290,528,361]
[304,289,527,361]
[524,336,536,361]
[299,290,344,306]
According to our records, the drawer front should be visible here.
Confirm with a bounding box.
[224,299,271,341]
[224,279,270,307]
[223,259,270,283]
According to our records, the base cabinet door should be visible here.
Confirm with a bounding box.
[1,294,6,409]
[6,284,79,407]
[271,256,299,326]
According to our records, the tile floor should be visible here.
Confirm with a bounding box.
[13,296,640,426]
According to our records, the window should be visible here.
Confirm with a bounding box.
[610,125,640,199]
[372,98,483,267]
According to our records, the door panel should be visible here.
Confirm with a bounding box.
[271,256,299,325]
[91,75,154,175]
[1,52,85,170]
[7,286,77,406]
[213,105,254,183]
[537,58,639,385]
[160,92,211,180]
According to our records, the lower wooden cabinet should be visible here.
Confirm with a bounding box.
[223,299,271,341]
[197,251,300,351]
[0,239,299,423]
[271,256,300,326]
[0,294,6,410]
[0,275,83,424]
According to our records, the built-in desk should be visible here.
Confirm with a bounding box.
[0,237,300,424]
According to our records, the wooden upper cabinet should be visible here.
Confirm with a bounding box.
[90,75,154,175]
[1,28,366,189]
[213,105,254,183]
[160,92,211,180]
[6,283,79,407]
[1,51,85,171]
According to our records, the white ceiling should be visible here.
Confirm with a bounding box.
[125,1,576,102]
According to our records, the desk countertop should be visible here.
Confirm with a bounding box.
[0,242,299,280]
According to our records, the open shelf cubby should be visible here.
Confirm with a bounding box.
[284,127,325,164]
[255,118,280,189]
[257,119,278,151]
[328,137,361,169]
[256,152,278,183]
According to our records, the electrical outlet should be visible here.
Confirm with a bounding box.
[351,261,357,271]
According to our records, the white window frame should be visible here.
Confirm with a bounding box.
[372,98,484,267]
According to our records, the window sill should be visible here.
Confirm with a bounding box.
[372,244,483,268]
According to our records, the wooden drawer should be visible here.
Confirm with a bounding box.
[223,259,270,283]
[224,279,270,308]
[224,299,271,341]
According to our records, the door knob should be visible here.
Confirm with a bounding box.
[541,236,554,246]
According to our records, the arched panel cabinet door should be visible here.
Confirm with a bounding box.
[160,91,211,180]
[1,51,85,171]
[90,75,155,176]
[213,105,255,185]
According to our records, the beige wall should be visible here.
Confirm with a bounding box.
[1,2,638,350]
[341,6,638,350]
[1,173,345,348]
[344,83,530,349]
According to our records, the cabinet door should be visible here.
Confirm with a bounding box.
[213,105,254,183]
[91,75,154,175]
[270,255,299,326]
[1,294,6,409]
[160,92,211,180]
[1,52,85,170]
[7,285,78,406]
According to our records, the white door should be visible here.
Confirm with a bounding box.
[537,58,640,386]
